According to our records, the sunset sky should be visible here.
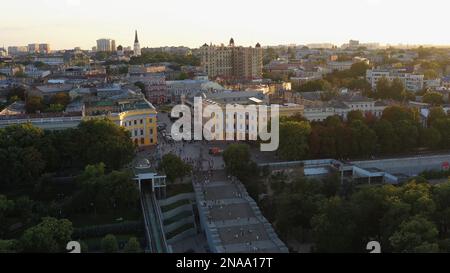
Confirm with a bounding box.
[1,0,449,50]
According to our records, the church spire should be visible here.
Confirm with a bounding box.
[133,30,141,57]
[134,30,139,44]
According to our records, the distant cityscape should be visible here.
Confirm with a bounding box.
[1,28,450,255]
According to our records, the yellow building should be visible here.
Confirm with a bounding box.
[87,100,158,147]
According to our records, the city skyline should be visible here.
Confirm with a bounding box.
[2,0,450,50]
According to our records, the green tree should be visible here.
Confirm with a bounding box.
[134,81,145,92]
[389,215,439,253]
[423,92,444,106]
[382,106,415,124]
[311,197,357,252]
[389,78,406,101]
[373,120,398,154]
[278,121,311,160]
[432,181,450,237]
[350,62,370,77]
[25,96,44,114]
[160,154,192,183]
[432,117,450,149]
[394,120,419,152]
[376,77,391,99]
[20,217,73,253]
[0,195,14,236]
[45,104,65,113]
[75,164,138,212]
[50,93,71,106]
[349,120,377,157]
[101,234,119,253]
[347,110,365,124]
[124,237,142,253]
[295,79,332,92]
[6,86,26,102]
[428,107,447,127]
[223,144,252,177]
[77,119,136,170]
[419,127,441,149]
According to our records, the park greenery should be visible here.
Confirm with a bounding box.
[0,120,143,253]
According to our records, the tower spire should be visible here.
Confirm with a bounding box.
[133,30,141,57]
[135,30,139,44]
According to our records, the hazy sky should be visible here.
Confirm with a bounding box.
[1,0,449,50]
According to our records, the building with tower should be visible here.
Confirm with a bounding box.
[134,30,141,57]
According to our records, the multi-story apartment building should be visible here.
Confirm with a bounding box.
[366,68,424,92]
[96,39,116,52]
[26,43,51,54]
[200,39,263,80]
[39,44,51,54]
[7,46,28,56]
[27,44,40,54]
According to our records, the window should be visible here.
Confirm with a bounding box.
[150,138,154,144]
[140,119,143,124]
[141,138,145,145]
[149,118,153,123]
[150,129,153,135]
[134,130,138,136]
[134,120,137,125]
[140,130,144,136]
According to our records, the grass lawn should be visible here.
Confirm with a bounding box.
[69,208,142,228]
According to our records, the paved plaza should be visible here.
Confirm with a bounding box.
[194,170,289,253]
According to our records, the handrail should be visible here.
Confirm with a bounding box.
[151,192,170,253]
[140,190,154,253]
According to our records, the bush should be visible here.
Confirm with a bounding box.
[73,221,144,239]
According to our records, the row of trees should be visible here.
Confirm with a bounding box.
[0,217,142,253]
[278,106,450,161]
[272,176,450,253]
[0,119,136,189]
[26,93,71,114]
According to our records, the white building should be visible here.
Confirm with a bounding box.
[366,68,424,92]
[327,61,354,72]
[303,95,387,122]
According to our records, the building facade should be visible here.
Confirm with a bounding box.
[366,68,424,92]
[96,39,116,52]
[200,39,263,80]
